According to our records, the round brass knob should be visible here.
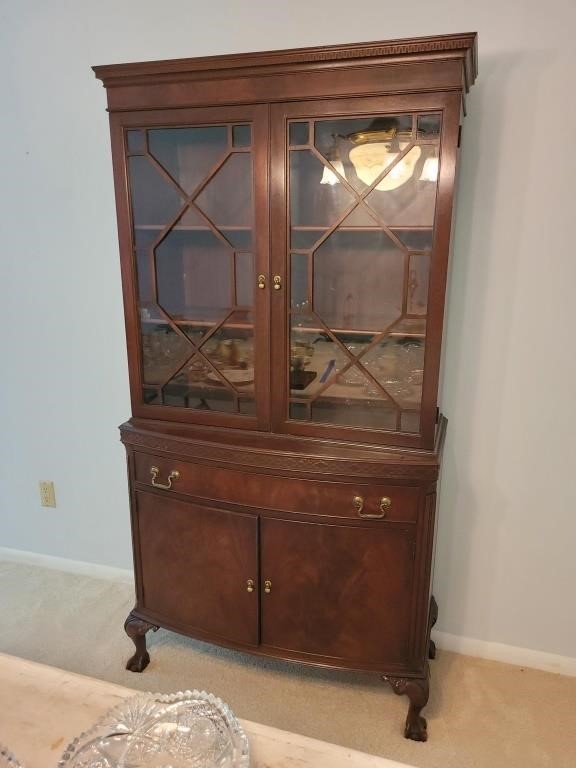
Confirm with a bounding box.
[246,579,254,593]
[257,275,266,289]
[273,276,282,291]
[264,579,272,594]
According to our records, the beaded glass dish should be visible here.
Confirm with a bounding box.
[58,691,249,768]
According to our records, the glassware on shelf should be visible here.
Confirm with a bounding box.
[341,344,366,386]
[59,690,249,768]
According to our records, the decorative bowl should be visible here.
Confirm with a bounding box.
[58,690,249,767]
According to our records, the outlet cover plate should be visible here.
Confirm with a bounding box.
[39,481,56,507]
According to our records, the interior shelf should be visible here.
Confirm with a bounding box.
[134,224,432,232]
[134,224,252,231]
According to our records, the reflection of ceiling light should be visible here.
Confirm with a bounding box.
[419,156,439,182]
[320,159,345,185]
[349,143,421,190]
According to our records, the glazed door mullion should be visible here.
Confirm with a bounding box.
[110,105,270,430]
[270,94,461,449]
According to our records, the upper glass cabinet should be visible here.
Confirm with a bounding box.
[120,99,452,445]
[284,110,442,437]
[125,121,259,419]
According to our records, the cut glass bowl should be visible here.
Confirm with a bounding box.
[58,690,249,768]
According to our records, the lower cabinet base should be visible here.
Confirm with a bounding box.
[122,597,438,742]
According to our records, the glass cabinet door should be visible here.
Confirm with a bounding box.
[121,108,268,427]
[273,101,446,444]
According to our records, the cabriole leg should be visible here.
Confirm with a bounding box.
[383,669,430,741]
[124,610,158,672]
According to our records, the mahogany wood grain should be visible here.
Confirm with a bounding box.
[133,452,421,522]
[135,491,259,646]
[260,517,415,665]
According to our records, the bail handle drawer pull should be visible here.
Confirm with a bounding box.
[150,466,180,490]
[353,495,392,518]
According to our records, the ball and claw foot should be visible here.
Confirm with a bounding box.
[405,711,428,742]
[126,649,151,673]
[384,673,430,742]
[124,610,158,673]
[428,638,437,660]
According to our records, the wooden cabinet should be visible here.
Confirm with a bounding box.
[260,518,415,666]
[94,32,477,741]
[134,492,259,646]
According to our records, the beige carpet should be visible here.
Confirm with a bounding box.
[0,560,575,768]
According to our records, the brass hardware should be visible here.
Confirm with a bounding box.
[257,274,266,289]
[150,466,180,490]
[380,496,392,513]
[273,275,282,291]
[354,495,392,519]
[246,579,254,593]
[264,579,272,594]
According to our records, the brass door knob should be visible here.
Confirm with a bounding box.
[264,579,272,594]
[150,466,180,490]
[246,579,255,593]
[273,275,282,291]
[257,274,266,289]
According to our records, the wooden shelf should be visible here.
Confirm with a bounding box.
[291,225,433,231]
[134,224,251,231]
[140,317,424,337]
[134,224,431,232]
[141,317,254,331]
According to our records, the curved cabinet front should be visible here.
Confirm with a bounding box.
[132,486,420,671]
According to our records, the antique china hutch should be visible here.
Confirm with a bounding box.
[94,32,477,741]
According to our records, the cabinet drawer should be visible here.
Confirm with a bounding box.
[133,452,420,522]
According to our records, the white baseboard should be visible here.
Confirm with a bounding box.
[433,630,576,677]
[0,546,134,585]
[1,546,574,677]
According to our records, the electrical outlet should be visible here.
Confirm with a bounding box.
[39,481,56,507]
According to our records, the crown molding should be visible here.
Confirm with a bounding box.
[93,32,477,92]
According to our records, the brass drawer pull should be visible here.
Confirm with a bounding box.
[246,579,255,593]
[264,579,272,594]
[354,495,392,519]
[150,466,180,490]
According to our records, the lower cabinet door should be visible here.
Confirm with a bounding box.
[260,518,415,666]
[134,491,259,646]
